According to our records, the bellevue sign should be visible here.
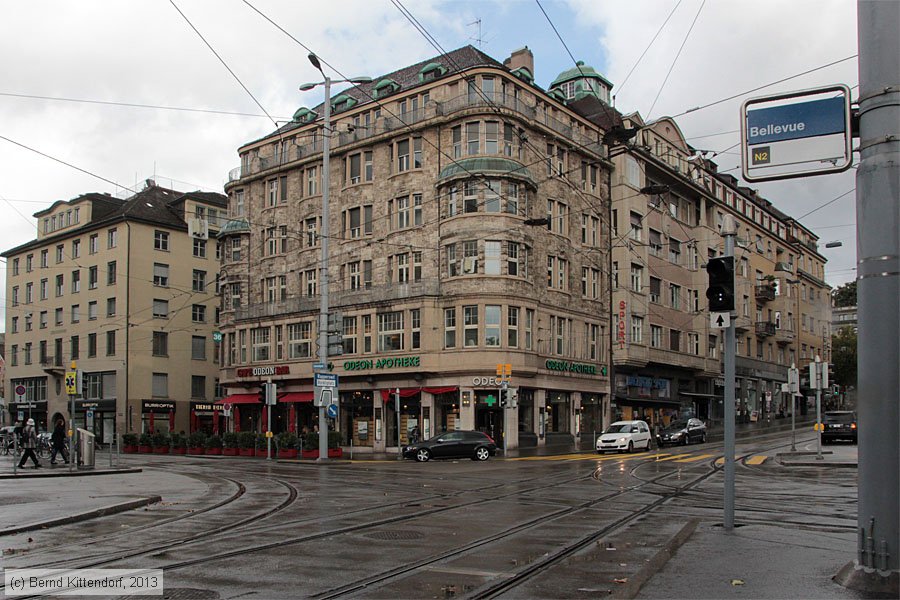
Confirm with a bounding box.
[741,84,852,182]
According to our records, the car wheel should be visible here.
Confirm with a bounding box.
[700,433,707,444]
[681,435,689,446]
[627,441,634,453]
[415,449,431,462]
[646,438,652,451]
[474,447,490,461]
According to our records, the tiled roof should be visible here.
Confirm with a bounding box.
[170,190,228,208]
[567,96,623,131]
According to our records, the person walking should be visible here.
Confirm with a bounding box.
[18,418,41,469]
[50,419,69,465]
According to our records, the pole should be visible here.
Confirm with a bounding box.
[850,0,899,584]
[814,356,823,460]
[266,379,272,461]
[316,75,332,463]
[790,383,796,452]
[395,388,401,460]
[69,393,76,472]
[501,381,508,457]
[722,217,736,531]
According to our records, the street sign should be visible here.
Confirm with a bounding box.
[326,403,338,419]
[316,388,333,408]
[212,331,222,343]
[65,371,78,395]
[314,373,338,388]
[14,384,26,400]
[741,84,852,182]
[313,362,325,370]
[710,312,731,329]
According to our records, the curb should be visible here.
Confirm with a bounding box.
[0,495,162,536]
[0,468,142,480]
[613,518,700,599]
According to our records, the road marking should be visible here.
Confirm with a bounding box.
[672,453,715,463]
[510,452,670,462]
[653,454,699,463]
[745,455,768,465]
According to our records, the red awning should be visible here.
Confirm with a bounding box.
[279,392,314,403]
[380,388,421,402]
[216,394,260,405]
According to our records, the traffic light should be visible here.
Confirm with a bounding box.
[508,388,518,409]
[258,387,266,404]
[327,311,343,357]
[705,256,735,312]
[498,388,509,408]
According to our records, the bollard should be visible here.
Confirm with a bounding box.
[13,434,17,476]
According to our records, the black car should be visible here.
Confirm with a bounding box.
[403,430,497,462]
[657,418,707,447]
[822,410,857,444]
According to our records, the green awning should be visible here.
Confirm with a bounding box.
[438,157,535,187]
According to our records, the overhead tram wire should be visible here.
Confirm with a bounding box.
[646,0,706,120]
[614,0,684,97]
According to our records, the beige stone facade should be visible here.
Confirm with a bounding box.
[2,184,226,439]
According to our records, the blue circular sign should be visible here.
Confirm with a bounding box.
[326,403,338,419]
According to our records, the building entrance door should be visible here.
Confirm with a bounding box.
[474,390,503,443]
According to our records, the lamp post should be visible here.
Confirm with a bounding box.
[300,54,371,462]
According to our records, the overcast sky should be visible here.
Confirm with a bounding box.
[0,0,859,331]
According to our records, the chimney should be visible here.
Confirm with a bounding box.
[145,178,156,188]
[504,46,534,78]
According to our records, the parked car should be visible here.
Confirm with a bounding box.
[596,420,652,453]
[822,410,857,444]
[403,430,497,462]
[657,418,707,447]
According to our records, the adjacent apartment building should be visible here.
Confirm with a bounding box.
[2,182,227,439]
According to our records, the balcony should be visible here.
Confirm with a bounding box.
[754,283,776,302]
[755,321,776,337]
[234,280,441,321]
[40,357,64,375]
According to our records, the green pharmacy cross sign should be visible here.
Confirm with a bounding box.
[484,395,497,407]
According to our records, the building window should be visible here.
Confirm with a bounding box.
[630,264,643,293]
[463,305,478,347]
[152,373,168,397]
[154,230,169,251]
[444,308,456,349]
[288,322,312,359]
[363,315,373,353]
[466,122,479,155]
[342,317,358,355]
[251,327,270,362]
[72,239,81,258]
[192,336,207,360]
[192,269,207,293]
[629,212,643,242]
[153,299,168,319]
[191,375,206,399]
[106,330,116,356]
[89,266,98,289]
[71,304,80,323]
[377,311,404,351]
[631,315,644,344]
[106,297,116,317]
[670,284,681,310]
[71,270,80,293]
[305,217,319,248]
[669,329,681,352]
[669,238,681,264]
[411,309,421,349]
[153,263,169,287]
[485,305,501,346]
[107,261,117,285]
[651,325,663,348]
[88,301,98,320]
[193,238,207,258]
[152,331,168,356]
[452,125,462,158]
[484,241,501,275]
[508,307,519,348]
[39,278,48,301]
[306,166,318,196]
[649,277,661,303]
[89,234,99,254]
[303,269,317,296]
[56,244,64,263]
[192,304,207,323]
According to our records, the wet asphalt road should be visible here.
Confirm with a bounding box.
[0,431,859,599]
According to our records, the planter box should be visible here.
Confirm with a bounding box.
[138,445,152,454]
[206,447,222,456]
[187,447,205,455]
[255,448,269,457]
[301,449,318,459]
[123,445,138,454]
[171,447,186,455]
[238,448,254,457]
[222,447,238,456]
[328,448,343,458]
[153,446,170,454]
[277,449,298,459]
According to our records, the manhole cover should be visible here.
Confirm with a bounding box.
[364,530,425,541]
[115,588,219,600]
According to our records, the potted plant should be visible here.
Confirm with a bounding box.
[327,431,343,458]
[238,431,255,456]
[170,432,187,455]
[255,432,269,457]
[152,431,170,454]
[122,433,139,454]
[276,432,298,459]
[222,432,239,456]
[206,434,223,456]
[138,432,153,454]
[301,432,318,459]
[187,431,206,455]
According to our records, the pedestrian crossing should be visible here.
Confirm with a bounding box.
[510,450,770,465]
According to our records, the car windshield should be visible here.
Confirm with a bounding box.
[666,421,688,430]
[604,424,633,434]
[825,413,855,423]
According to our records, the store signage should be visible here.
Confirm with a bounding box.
[626,376,668,389]
[617,300,628,350]
[545,360,598,375]
[472,376,505,387]
[142,400,176,412]
[191,402,216,411]
[343,356,421,371]
[236,366,290,378]
[75,399,115,412]
[9,402,44,410]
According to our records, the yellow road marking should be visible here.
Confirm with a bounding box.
[715,457,725,466]
[653,454,699,463]
[745,455,768,465]
[511,452,670,462]
[672,453,715,463]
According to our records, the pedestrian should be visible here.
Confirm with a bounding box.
[18,418,41,469]
[50,419,69,465]
[409,425,420,444]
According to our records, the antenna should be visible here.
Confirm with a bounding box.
[468,18,484,49]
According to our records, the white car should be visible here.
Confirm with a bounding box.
[596,420,652,453]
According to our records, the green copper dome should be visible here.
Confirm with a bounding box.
[217,217,250,238]
[549,61,613,89]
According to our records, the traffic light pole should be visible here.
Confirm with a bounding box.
[500,381,508,456]
[722,219,737,531]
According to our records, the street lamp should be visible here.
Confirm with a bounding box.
[300,53,371,462]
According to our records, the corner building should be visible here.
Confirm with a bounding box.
[220,46,615,452]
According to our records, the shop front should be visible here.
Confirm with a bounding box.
[278,391,315,434]
[141,400,176,434]
[380,388,421,447]
[190,402,224,436]
[340,391,374,447]
[75,399,116,444]
[613,374,680,433]
[580,392,605,438]
[8,401,48,431]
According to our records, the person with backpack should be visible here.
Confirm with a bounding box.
[18,418,41,469]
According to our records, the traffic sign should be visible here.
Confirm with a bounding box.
[313,362,325,370]
[314,373,338,388]
[741,84,852,182]
[316,388,333,408]
[212,331,222,343]
[65,371,78,395]
[326,403,338,419]
[14,384,26,400]
[710,312,731,329]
